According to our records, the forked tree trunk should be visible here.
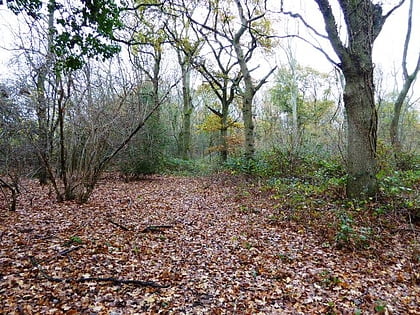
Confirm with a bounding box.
[313,0,404,198]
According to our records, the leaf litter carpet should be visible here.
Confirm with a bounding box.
[0,175,418,314]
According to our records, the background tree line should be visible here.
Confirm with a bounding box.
[0,0,419,208]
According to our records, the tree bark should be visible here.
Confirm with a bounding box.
[220,99,229,162]
[344,73,378,198]
[313,0,403,198]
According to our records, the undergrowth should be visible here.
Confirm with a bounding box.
[226,147,420,252]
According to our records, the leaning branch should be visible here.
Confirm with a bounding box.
[313,0,347,62]
[255,66,277,92]
[382,0,406,21]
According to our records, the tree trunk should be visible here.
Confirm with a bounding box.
[344,74,378,198]
[390,0,420,161]
[35,0,56,185]
[242,91,255,159]
[220,100,229,162]
[179,62,193,160]
[36,71,49,185]
[312,0,399,198]
[390,83,410,154]
[232,39,255,160]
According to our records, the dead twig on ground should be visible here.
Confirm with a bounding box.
[107,219,131,231]
[29,256,168,288]
[141,225,173,233]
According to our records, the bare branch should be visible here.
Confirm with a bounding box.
[281,11,329,40]
[382,0,406,21]
[255,66,277,92]
[272,34,340,67]
[313,0,347,62]
[402,0,414,80]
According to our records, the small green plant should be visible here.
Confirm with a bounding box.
[242,241,253,250]
[64,235,83,246]
[325,300,337,315]
[374,300,387,313]
[239,205,250,213]
[277,252,294,263]
[336,213,354,244]
[377,169,419,196]
[318,270,341,287]
[70,236,83,243]
[335,211,372,249]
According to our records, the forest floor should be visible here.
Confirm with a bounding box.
[0,174,419,314]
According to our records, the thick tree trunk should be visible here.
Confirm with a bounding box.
[344,74,378,198]
[312,0,396,198]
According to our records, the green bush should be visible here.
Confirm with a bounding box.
[162,157,218,176]
[396,151,420,171]
[377,169,420,196]
[225,147,345,183]
[120,158,160,177]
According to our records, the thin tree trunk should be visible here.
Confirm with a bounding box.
[220,100,229,162]
[180,62,192,160]
[36,0,56,185]
[242,91,255,159]
[390,0,420,159]
[36,71,49,185]
[390,81,411,154]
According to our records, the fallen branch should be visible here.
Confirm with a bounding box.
[29,256,168,288]
[107,219,131,231]
[58,246,82,256]
[44,245,83,263]
[141,225,173,233]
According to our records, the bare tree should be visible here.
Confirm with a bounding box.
[389,0,420,160]
[186,0,276,160]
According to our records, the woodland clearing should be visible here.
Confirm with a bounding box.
[0,174,419,314]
